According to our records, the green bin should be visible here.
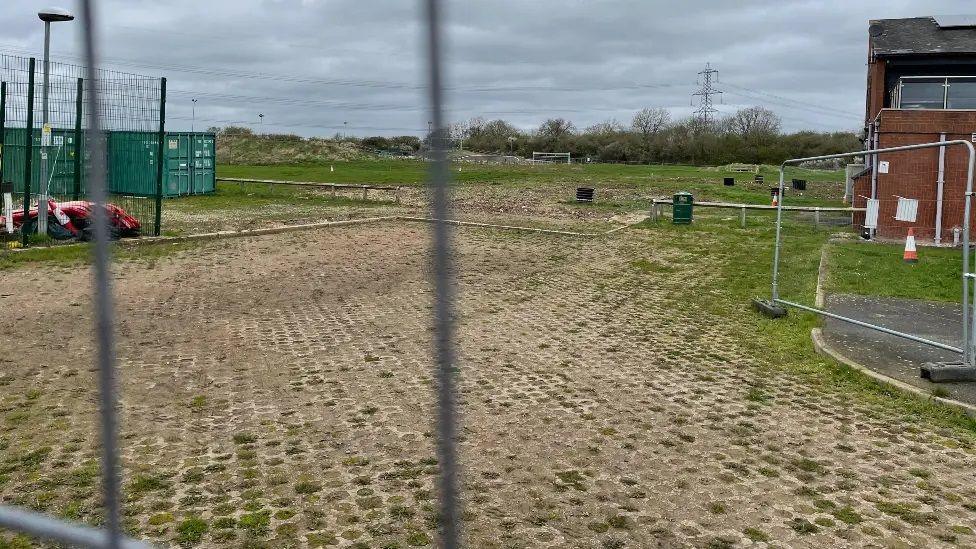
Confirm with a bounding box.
[672,192,693,224]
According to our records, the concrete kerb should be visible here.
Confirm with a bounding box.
[396,216,641,237]
[5,214,646,253]
[810,243,976,417]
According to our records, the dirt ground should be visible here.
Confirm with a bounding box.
[161,183,645,237]
[1,222,976,548]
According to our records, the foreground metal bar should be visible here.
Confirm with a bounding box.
[423,0,462,547]
[776,299,964,354]
[773,140,976,366]
[0,506,148,549]
[79,0,125,547]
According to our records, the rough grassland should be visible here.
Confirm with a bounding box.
[218,162,844,205]
[161,162,845,236]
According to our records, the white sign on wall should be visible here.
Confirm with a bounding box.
[878,161,890,174]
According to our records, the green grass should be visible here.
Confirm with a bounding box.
[0,241,200,271]
[826,241,962,303]
[172,181,393,214]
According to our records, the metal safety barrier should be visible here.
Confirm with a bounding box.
[765,140,976,367]
[650,198,864,228]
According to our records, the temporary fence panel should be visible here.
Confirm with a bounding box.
[0,2,462,549]
[766,140,976,367]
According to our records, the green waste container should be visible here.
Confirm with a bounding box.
[672,192,693,224]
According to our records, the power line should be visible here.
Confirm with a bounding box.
[692,62,722,127]
[723,82,860,118]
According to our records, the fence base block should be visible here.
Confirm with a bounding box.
[752,299,787,318]
[920,362,976,383]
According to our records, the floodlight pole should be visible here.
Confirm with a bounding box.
[38,20,52,235]
[191,98,196,133]
[36,8,74,235]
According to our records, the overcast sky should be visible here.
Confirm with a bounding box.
[1,0,973,136]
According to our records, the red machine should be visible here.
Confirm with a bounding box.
[0,200,141,240]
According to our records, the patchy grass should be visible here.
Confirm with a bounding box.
[219,161,844,203]
[633,210,976,434]
[175,516,208,546]
[0,241,200,271]
[172,181,393,214]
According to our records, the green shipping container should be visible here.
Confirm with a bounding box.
[1,128,215,198]
[161,132,215,196]
[0,127,84,197]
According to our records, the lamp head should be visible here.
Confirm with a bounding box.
[38,7,74,22]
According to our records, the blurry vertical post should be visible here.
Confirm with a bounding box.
[422,0,463,547]
[77,0,125,547]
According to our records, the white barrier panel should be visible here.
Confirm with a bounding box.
[864,199,880,229]
[3,192,12,234]
[895,197,919,222]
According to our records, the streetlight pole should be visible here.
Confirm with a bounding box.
[36,8,74,235]
[191,98,197,133]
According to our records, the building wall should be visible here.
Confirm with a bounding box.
[852,109,976,242]
[865,57,886,123]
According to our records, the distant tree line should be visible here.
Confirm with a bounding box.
[209,106,860,166]
[446,107,860,165]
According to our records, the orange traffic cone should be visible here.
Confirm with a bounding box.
[903,228,918,263]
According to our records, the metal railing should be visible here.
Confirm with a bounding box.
[768,140,976,366]
[650,198,863,228]
[0,0,462,547]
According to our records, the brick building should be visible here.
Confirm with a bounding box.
[852,16,976,243]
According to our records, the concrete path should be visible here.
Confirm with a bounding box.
[821,293,976,405]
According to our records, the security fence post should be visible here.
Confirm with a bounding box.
[72,77,83,200]
[153,77,166,236]
[1,81,6,179]
[770,167,785,301]
[22,58,36,248]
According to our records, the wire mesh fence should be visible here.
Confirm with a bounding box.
[0,52,164,248]
[0,0,459,547]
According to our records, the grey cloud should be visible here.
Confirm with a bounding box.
[1,0,972,135]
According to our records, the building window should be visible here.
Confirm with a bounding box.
[897,77,976,109]
[948,79,976,109]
